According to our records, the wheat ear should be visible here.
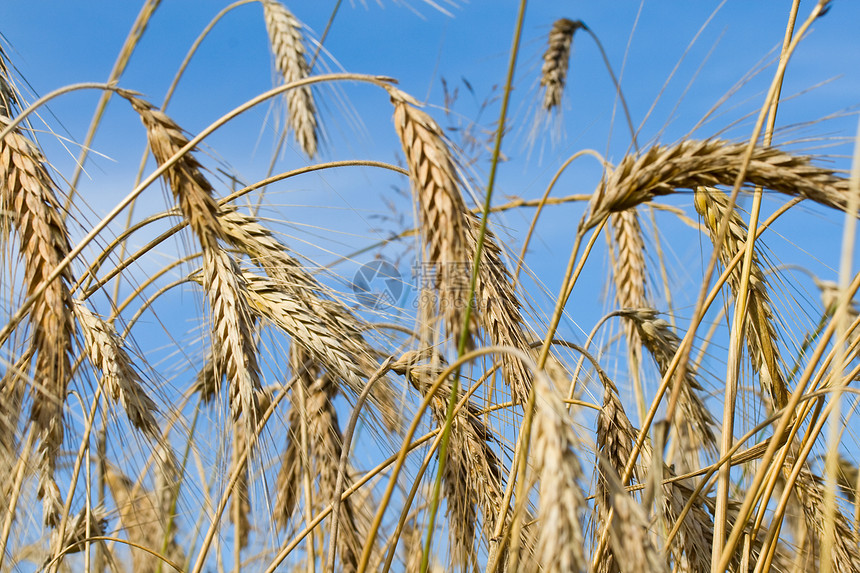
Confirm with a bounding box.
[694,186,789,409]
[74,301,162,441]
[540,19,585,112]
[389,87,476,346]
[609,209,648,415]
[465,213,536,406]
[126,94,265,427]
[218,207,401,430]
[105,465,185,573]
[585,139,855,229]
[124,93,224,249]
[618,308,718,466]
[0,117,75,526]
[530,371,587,573]
[262,0,318,157]
[595,375,639,573]
[392,350,515,570]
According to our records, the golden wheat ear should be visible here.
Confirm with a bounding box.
[585,139,856,229]
[693,186,789,410]
[388,86,477,348]
[540,19,586,112]
[0,116,75,527]
[262,0,318,158]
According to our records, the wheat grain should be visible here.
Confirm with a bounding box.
[540,19,585,112]
[262,0,318,158]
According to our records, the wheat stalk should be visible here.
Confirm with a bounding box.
[540,19,585,112]
[693,186,790,409]
[262,0,318,158]
[585,139,855,229]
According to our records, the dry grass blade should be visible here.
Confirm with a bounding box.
[262,0,318,158]
[619,308,718,466]
[105,465,184,573]
[540,19,585,112]
[529,371,587,573]
[74,301,162,441]
[694,186,789,409]
[389,86,476,346]
[585,139,855,229]
[0,117,75,526]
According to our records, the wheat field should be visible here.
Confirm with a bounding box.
[1,1,860,571]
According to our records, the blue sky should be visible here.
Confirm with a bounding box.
[1,0,858,375]
[1,1,859,567]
